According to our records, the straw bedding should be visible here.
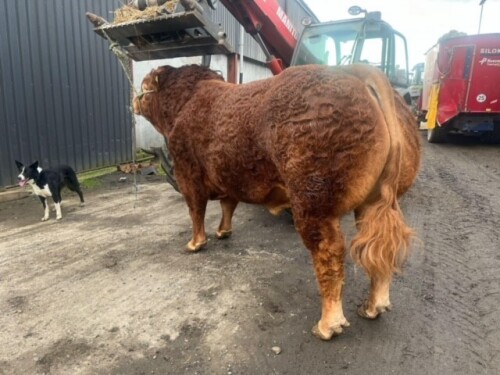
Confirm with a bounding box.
[113,1,179,23]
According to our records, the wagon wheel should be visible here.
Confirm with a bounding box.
[427,124,448,143]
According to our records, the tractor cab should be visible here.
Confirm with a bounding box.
[291,6,410,91]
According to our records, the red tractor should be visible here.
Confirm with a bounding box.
[419,33,500,143]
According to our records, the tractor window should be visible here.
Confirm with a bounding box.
[358,38,383,66]
[292,23,360,66]
[392,33,409,86]
[292,20,409,90]
[293,34,339,65]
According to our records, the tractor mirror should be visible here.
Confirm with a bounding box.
[348,6,366,16]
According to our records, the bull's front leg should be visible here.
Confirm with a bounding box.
[296,217,350,340]
[216,198,238,239]
[185,196,208,252]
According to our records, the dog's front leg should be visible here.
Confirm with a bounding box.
[39,196,49,221]
[54,202,62,220]
[52,188,63,220]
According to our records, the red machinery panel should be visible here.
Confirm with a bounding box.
[433,33,500,125]
[221,0,298,67]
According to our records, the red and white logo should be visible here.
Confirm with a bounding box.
[479,57,500,66]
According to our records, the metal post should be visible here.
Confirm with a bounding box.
[239,25,245,84]
[227,53,239,84]
[478,0,487,34]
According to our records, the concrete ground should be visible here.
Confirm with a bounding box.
[0,133,499,375]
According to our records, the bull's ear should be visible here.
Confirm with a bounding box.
[30,160,39,169]
[15,160,23,170]
[154,66,173,89]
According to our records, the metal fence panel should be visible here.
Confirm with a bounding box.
[0,0,132,188]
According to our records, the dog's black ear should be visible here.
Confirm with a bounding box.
[15,160,24,170]
[30,160,39,170]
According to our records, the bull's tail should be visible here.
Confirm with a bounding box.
[343,65,414,279]
[349,147,414,278]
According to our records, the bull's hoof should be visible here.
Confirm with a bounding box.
[357,300,392,319]
[215,229,232,239]
[185,239,207,252]
[311,320,349,341]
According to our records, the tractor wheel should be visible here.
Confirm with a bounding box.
[427,125,448,143]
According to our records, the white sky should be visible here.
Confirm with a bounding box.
[303,0,500,68]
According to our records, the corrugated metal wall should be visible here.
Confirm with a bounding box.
[0,0,132,188]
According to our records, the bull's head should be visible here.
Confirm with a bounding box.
[133,65,224,136]
[133,68,165,118]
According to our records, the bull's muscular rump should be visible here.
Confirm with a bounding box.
[134,64,421,341]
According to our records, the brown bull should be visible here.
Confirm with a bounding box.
[133,64,421,340]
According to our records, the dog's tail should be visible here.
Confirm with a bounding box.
[60,166,85,204]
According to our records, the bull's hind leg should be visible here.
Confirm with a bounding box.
[353,207,392,318]
[295,215,350,340]
[185,196,208,252]
[358,275,393,319]
[352,200,412,319]
[216,198,238,239]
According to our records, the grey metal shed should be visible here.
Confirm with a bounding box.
[0,0,133,188]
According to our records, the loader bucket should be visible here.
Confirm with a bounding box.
[89,4,234,61]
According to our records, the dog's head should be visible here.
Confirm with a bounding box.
[15,160,40,187]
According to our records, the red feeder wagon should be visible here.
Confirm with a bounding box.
[420,33,500,143]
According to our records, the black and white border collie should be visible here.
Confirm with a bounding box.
[15,160,85,221]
